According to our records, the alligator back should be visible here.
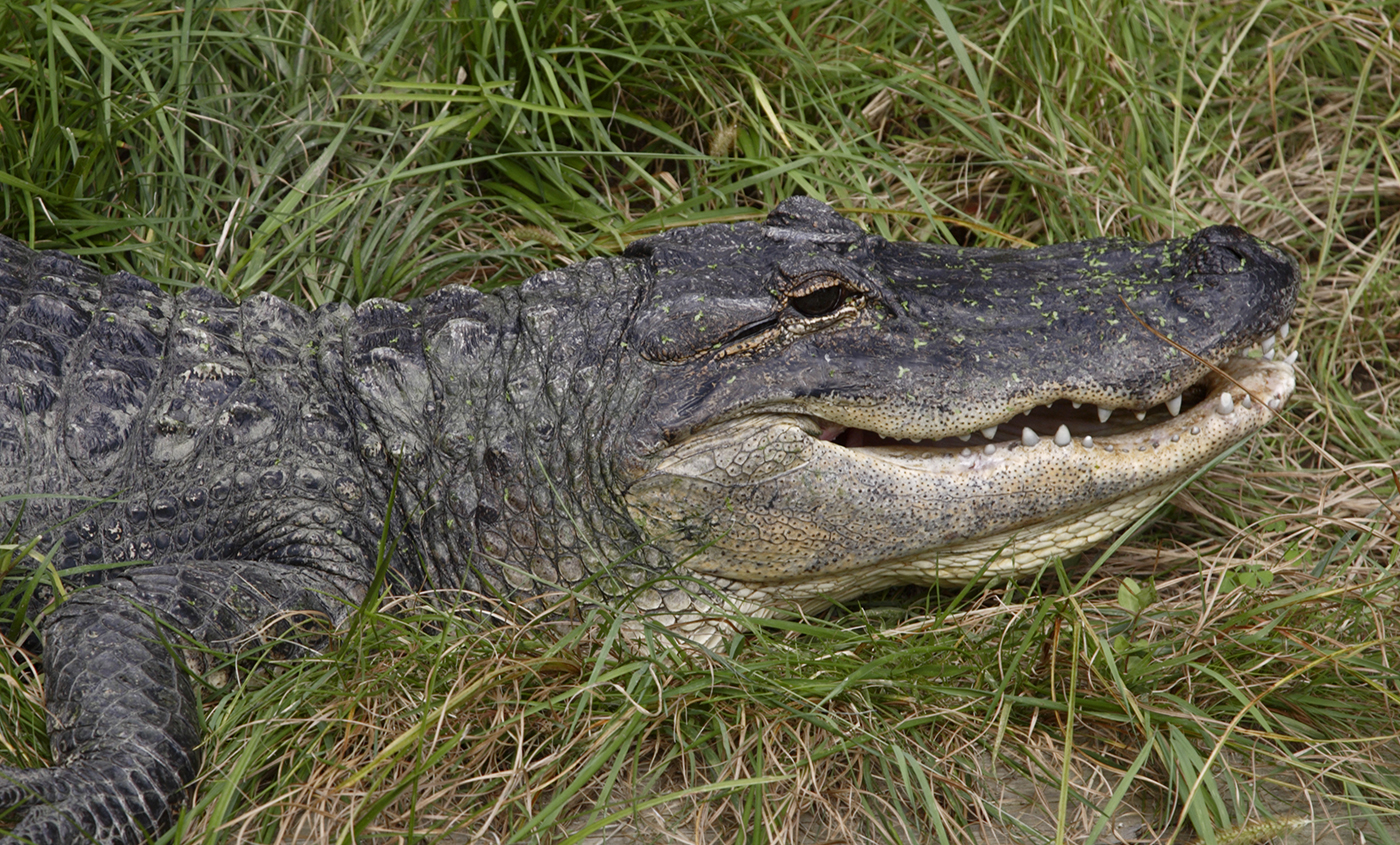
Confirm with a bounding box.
[0,236,385,588]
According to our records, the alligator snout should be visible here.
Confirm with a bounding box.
[1187,224,1293,277]
[1179,224,1300,344]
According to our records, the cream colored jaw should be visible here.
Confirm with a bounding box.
[674,354,1293,594]
[688,356,1295,615]
[628,337,1296,625]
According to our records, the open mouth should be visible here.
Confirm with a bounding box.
[630,324,1298,600]
[811,327,1298,459]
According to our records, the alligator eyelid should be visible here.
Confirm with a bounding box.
[716,296,860,357]
[724,316,781,345]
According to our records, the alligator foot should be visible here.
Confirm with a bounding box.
[0,563,358,845]
[0,755,186,845]
[1,597,198,845]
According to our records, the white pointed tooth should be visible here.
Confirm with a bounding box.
[1280,323,1290,340]
[961,447,972,457]
[1217,392,1234,414]
[1262,336,1275,354]
[1054,425,1071,447]
[1285,350,1298,365]
[958,433,972,441]
[981,425,999,440]
[1264,348,1276,360]
[1072,401,1082,409]
[1097,406,1112,423]
[1191,425,1200,435]
[1082,436,1094,448]
[1133,410,1146,421]
[1242,394,1253,409]
[1021,427,1040,447]
[1166,395,1182,416]
[984,444,996,455]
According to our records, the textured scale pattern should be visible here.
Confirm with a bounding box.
[0,198,1299,844]
[0,237,646,845]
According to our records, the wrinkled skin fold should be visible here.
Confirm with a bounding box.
[0,198,1297,843]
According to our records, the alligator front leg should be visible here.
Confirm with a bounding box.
[0,562,360,845]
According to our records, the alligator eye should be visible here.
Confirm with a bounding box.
[789,285,846,317]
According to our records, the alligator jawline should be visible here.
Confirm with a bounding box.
[808,351,1296,461]
[813,387,1212,450]
[810,323,1300,456]
[657,352,1297,606]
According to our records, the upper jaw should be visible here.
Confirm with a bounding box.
[798,323,1299,452]
[626,206,1301,460]
[779,220,1302,446]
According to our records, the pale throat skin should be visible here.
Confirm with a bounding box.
[618,199,1299,618]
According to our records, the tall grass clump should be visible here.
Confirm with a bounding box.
[2,0,1398,843]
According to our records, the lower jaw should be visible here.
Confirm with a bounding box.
[700,479,1180,611]
[638,356,1295,616]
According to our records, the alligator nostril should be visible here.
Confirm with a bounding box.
[1189,226,1264,276]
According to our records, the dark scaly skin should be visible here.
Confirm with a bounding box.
[0,240,648,844]
[2,565,345,844]
[0,199,1298,844]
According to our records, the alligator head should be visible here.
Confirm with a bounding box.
[620,197,1298,617]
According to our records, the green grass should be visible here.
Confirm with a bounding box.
[2,0,1398,842]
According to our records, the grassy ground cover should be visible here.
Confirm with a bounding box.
[1,0,1397,842]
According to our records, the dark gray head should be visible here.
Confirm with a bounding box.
[622,197,1297,446]
[607,198,1298,616]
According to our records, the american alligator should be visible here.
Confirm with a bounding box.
[0,197,1297,844]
